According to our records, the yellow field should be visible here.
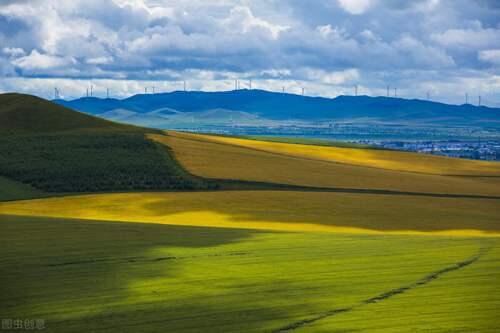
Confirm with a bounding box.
[1,191,499,236]
[164,132,500,176]
[151,132,500,196]
[2,131,500,332]
[3,93,500,332]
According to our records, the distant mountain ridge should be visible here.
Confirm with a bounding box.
[54,89,500,128]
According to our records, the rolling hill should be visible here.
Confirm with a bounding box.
[0,93,138,134]
[152,131,500,197]
[1,93,500,333]
[54,89,500,128]
[0,93,211,196]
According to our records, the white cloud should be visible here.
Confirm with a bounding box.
[393,36,455,68]
[478,49,500,65]
[316,24,346,39]
[431,26,500,50]
[305,68,360,85]
[337,0,375,15]
[86,56,114,65]
[224,6,289,39]
[0,0,499,105]
[317,24,333,38]
[417,0,440,11]
[12,50,75,70]
[2,47,25,58]
[359,29,379,42]
[260,68,292,78]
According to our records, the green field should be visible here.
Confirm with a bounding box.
[1,189,499,331]
[1,215,498,333]
[1,95,499,332]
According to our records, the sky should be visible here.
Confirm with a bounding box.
[0,0,499,106]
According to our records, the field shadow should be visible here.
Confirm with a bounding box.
[137,191,500,234]
[1,214,497,332]
[0,214,289,332]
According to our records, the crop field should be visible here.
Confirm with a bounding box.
[1,129,499,332]
[163,132,500,176]
[151,132,500,196]
[1,191,499,235]
[236,135,377,149]
[1,212,499,333]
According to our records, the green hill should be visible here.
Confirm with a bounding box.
[0,93,142,134]
[0,93,212,197]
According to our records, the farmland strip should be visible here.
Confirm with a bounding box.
[272,248,486,332]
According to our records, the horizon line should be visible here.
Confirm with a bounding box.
[45,88,491,109]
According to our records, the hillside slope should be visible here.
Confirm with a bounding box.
[0,93,140,134]
[153,131,500,196]
[176,132,500,176]
[0,93,212,194]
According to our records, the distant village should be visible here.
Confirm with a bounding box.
[361,140,500,161]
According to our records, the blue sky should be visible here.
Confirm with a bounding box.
[0,0,499,105]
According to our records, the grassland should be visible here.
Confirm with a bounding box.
[169,131,500,176]
[0,214,498,332]
[1,191,499,236]
[152,132,500,196]
[1,114,500,332]
[0,93,139,134]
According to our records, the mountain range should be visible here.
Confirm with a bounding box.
[54,89,500,129]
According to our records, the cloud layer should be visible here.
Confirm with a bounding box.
[0,0,499,105]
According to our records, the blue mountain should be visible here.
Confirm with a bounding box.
[54,89,500,128]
